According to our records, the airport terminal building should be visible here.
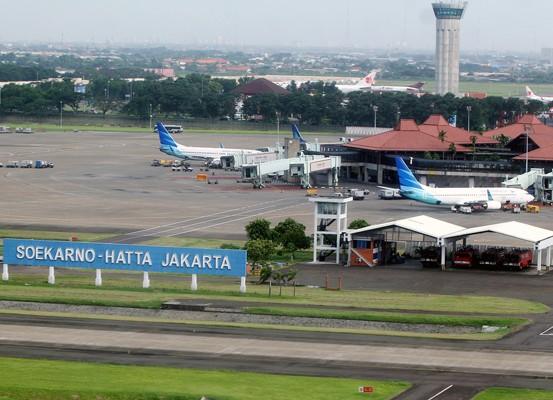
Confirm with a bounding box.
[332,114,553,187]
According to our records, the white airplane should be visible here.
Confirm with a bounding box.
[335,71,378,93]
[525,86,553,103]
[156,122,261,161]
[395,157,534,211]
[361,81,425,95]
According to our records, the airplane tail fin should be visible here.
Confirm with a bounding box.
[409,82,425,90]
[395,157,423,190]
[358,70,378,87]
[487,190,494,201]
[156,122,178,147]
[292,124,306,143]
[526,86,535,97]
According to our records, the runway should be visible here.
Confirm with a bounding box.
[1,313,553,400]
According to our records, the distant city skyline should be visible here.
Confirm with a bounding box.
[0,0,551,53]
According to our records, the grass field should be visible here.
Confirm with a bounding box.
[4,122,333,136]
[0,357,410,400]
[473,387,553,400]
[245,306,528,329]
[0,271,548,314]
[380,79,553,98]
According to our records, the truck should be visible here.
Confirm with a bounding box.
[378,188,402,200]
[480,247,506,269]
[504,249,533,271]
[6,161,19,168]
[453,246,480,268]
[35,160,49,168]
[418,246,440,268]
[20,160,33,168]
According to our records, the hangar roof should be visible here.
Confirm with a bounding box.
[441,221,553,250]
[349,215,465,239]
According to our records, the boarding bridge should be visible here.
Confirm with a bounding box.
[535,172,553,203]
[502,168,544,190]
[221,151,279,169]
[241,154,341,188]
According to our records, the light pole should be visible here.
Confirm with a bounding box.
[373,105,379,129]
[525,129,529,173]
[59,101,63,129]
[466,105,472,132]
[149,103,153,130]
[0,86,2,106]
[276,111,281,152]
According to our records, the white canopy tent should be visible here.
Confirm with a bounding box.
[440,221,553,272]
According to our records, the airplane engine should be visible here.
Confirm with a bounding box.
[483,200,502,210]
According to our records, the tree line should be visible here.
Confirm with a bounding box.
[0,74,549,130]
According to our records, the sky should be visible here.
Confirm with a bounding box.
[0,0,551,52]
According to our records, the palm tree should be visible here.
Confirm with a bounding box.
[470,135,477,160]
[438,130,447,142]
[448,142,457,160]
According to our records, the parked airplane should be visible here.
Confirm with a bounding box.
[335,71,378,93]
[156,122,261,161]
[525,86,553,103]
[394,156,534,210]
[361,81,425,94]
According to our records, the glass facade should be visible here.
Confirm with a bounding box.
[317,203,339,215]
[433,6,465,19]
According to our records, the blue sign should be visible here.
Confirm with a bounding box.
[3,239,247,277]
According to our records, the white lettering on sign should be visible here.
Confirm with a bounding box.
[161,253,231,270]
[16,245,97,263]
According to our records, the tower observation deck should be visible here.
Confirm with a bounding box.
[432,2,467,95]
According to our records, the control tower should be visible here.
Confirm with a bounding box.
[432,2,467,95]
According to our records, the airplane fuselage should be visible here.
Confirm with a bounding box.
[160,144,261,161]
[401,186,533,206]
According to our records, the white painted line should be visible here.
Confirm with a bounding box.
[427,385,454,400]
[539,325,553,336]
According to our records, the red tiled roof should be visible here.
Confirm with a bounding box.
[483,114,553,140]
[232,78,289,95]
[345,119,470,153]
[513,143,553,161]
[421,114,497,145]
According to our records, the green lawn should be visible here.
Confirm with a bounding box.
[379,79,553,98]
[0,271,548,314]
[473,387,553,400]
[5,122,334,136]
[0,357,409,400]
[245,306,528,329]
[144,236,245,249]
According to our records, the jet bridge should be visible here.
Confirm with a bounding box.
[502,169,544,190]
[242,154,341,188]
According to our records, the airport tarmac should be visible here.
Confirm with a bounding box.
[1,129,552,244]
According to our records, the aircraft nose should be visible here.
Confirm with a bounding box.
[526,194,535,202]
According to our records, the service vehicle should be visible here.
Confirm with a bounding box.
[480,248,506,269]
[378,188,401,200]
[453,246,480,268]
[419,246,440,268]
[504,249,533,271]
[6,161,19,168]
[151,159,161,167]
[351,189,365,200]
[20,160,33,168]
